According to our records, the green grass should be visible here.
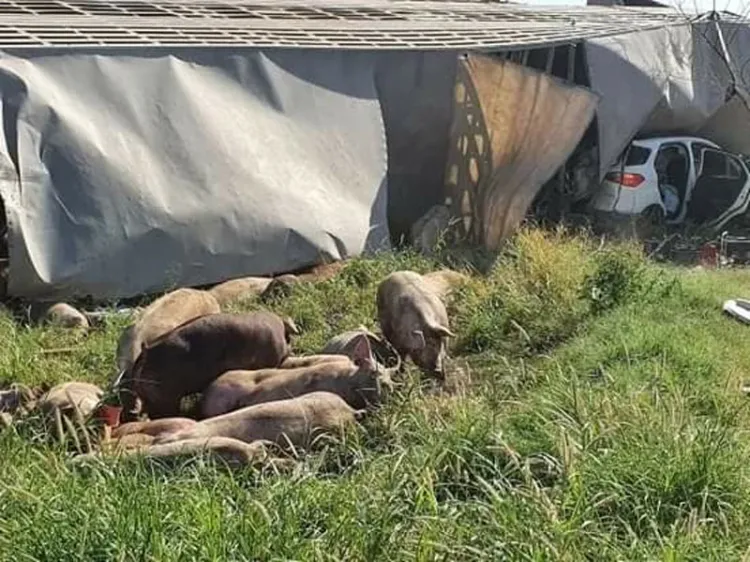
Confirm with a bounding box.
[3,228,750,560]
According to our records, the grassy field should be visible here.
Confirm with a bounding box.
[3,228,750,560]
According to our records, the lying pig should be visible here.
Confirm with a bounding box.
[295,261,346,283]
[39,381,103,419]
[280,354,352,369]
[81,437,273,469]
[260,275,301,301]
[208,277,272,307]
[119,311,298,420]
[156,391,362,450]
[201,335,390,417]
[133,437,273,467]
[115,288,221,374]
[376,271,456,378]
[198,367,293,418]
[321,326,400,370]
[321,325,381,356]
[109,432,157,451]
[31,302,89,330]
[0,383,37,414]
[112,417,197,439]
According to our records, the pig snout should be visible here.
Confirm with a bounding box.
[411,336,447,379]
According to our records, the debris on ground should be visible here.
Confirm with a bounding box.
[723,298,750,324]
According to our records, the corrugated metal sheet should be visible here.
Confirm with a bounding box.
[0,0,696,50]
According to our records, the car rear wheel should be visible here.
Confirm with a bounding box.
[636,205,666,238]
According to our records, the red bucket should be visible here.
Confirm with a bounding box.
[95,404,122,428]
[698,243,719,268]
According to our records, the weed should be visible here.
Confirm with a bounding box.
[0,228,749,559]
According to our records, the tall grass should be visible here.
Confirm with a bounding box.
[1,227,750,560]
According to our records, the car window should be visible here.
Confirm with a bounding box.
[624,145,650,166]
[692,142,716,172]
[689,149,748,223]
[700,150,746,181]
[700,150,726,177]
[654,143,689,176]
[728,157,743,179]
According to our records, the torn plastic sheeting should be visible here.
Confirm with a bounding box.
[460,54,599,251]
[585,23,732,179]
[0,49,391,300]
[697,94,750,156]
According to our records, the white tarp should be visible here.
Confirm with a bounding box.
[0,49,391,300]
[585,23,733,179]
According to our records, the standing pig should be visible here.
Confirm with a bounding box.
[376,271,456,378]
[201,335,391,417]
[155,391,362,450]
[119,311,298,420]
[115,288,221,374]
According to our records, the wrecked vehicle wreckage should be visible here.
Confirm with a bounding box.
[589,135,750,234]
[0,2,748,303]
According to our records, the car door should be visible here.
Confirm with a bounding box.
[679,141,717,222]
[653,141,690,221]
[685,148,750,228]
[712,153,750,231]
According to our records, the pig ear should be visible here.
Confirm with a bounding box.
[351,334,374,367]
[357,325,382,343]
[429,324,455,339]
[412,329,426,349]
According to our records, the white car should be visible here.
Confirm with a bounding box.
[590,135,750,230]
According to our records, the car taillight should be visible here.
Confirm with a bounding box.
[604,172,645,188]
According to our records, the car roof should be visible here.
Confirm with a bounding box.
[631,136,721,149]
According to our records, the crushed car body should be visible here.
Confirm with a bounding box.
[590,135,750,231]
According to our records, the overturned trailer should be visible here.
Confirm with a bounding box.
[0,0,727,300]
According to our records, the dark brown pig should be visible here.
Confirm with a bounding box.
[201,335,390,417]
[376,271,456,378]
[119,311,298,421]
[156,391,362,450]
